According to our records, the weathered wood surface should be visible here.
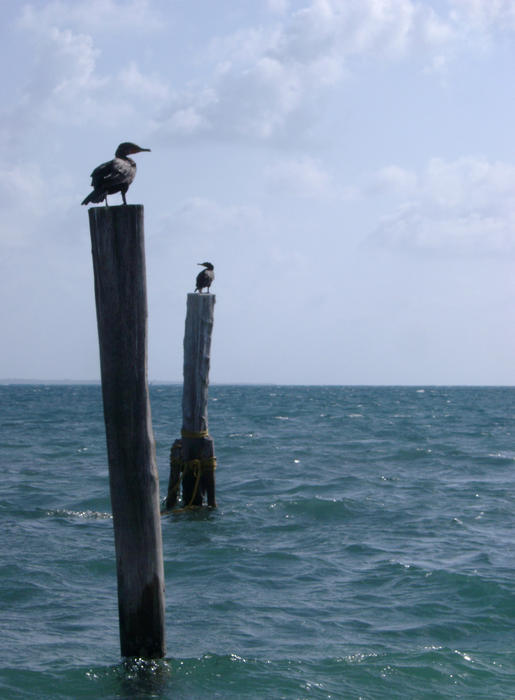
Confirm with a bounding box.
[166,439,183,509]
[181,434,216,507]
[181,293,216,507]
[89,205,165,658]
[182,293,215,434]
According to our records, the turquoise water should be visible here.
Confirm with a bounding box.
[1,384,514,698]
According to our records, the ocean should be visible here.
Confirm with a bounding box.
[1,384,514,699]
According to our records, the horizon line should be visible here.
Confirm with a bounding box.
[1,379,514,388]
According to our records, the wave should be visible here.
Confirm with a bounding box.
[2,649,515,700]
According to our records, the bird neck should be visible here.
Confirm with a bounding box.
[117,155,136,166]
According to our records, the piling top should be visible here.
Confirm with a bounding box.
[88,204,143,220]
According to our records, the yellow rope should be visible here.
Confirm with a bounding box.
[169,467,201,514]
[181,428,209,439]
[166,468,183,496]
[163,456,216,514]
[185,460,202,507]
[198,457,217,472]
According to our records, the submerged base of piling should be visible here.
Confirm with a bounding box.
[166,436,216,509]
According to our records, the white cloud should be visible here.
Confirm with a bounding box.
[282,0,453,60]
[424,157,515,209]
[153,0,515,148]
[155,26,306,142]
[119,61,169,102]
[264,156,336,198]
[370,157,515,255]
[366,165,419,195]
[30,27,105,125]
[450,0,515,33]
[11,19,103,127]
[9,3,168,132]
[267,0,290,14]
[154,0,456,144]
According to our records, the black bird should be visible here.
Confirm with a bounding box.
[81,142,151,206]
[195,262,214,293]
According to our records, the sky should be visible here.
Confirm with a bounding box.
[1,0,514,385]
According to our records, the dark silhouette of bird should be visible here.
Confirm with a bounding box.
[195,262,214,293]
[81,142,151,206]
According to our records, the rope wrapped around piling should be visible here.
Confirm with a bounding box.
[166,447,217,511]
[181,428,209,439]
[183,456,217,474]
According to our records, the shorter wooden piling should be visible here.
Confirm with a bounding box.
[89,205,165,658]
[166,293,216,509]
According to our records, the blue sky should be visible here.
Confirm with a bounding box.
[1,0,514,384]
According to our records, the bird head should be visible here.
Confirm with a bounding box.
[198,262,214,270]
[115,142,151,157]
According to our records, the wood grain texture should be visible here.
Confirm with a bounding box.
[182,293,215,434]
[181,293,216,507]
[89,205,165,658]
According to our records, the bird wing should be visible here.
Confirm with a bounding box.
[196,270,207,289]
[90,158,135,189]
[196,269,214,289]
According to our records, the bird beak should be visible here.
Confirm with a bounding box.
[139,147,151,152]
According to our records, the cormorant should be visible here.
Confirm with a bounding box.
[195,262,214,293]
[81,142,151,206]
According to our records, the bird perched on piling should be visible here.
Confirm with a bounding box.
[81,142,151,206]
[195,262,214,293]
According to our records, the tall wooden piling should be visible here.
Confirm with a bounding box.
[89,205,165,658]
[166,293,216,509]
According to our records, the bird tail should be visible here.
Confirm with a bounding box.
[81,190,104,205]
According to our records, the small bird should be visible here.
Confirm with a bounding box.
[81,142,151,206]
[195,262,214,293]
